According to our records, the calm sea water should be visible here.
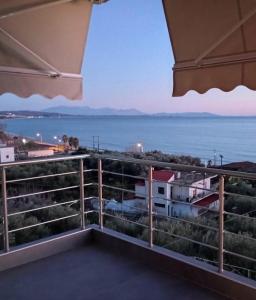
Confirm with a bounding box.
[2,116,256,163]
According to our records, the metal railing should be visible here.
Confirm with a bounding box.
[0,154,255,280]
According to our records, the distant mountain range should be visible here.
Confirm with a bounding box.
[1,106,250,118]
[43,106,144,116]
[42,106,219,117]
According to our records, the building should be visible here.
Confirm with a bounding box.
[135,170,218,218]
[27,149,54,158]
[0,146,15,163]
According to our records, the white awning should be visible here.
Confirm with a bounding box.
[0,0,108,100]
[163,0,256,97]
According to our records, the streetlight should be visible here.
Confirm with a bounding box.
[22,138,27,144]
[136,143,144,153]
[36,132,42,143]
[213,149,217,166]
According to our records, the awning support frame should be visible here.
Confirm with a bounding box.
[0,27,61,77]
[195,5,256,66]
[0,0,74,20]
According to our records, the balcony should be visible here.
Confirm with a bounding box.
[0,154,255,300]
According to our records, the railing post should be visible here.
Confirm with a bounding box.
[98,159,103,230]
[1,167,9,252]
[79,159,85,230]
[148,166,153,248]
[218,175,225,273]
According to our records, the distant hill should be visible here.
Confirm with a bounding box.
[43,106,222,117]
[152,112,219,117]
[0,110,68,119]
[0,108,226,118]
[43,106,144,116]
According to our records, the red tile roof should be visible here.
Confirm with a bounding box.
[194,193,219,207]
[153,170,175,182]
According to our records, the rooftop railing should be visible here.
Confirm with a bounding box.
[0,154,255,280]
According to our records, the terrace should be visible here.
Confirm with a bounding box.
[0,154,255,300]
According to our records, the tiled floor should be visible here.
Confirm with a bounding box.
[0,245,228,300]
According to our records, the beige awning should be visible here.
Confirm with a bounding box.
[0,0,107,100]
[163,0,256,97]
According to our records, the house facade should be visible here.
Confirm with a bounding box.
[135,170,218,218]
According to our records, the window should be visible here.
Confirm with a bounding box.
[158,187,165,195]
[155,203,165,208]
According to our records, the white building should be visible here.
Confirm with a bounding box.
[27,149,54,158]
[0,147,15,163]
[135,170,218,218]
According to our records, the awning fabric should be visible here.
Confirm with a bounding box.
[163,0,256,97]
[0,0,107,100]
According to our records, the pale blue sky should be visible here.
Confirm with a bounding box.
[1,0,256,115]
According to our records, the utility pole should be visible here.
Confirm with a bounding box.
[220,154,223,168]
[92,136,100,152]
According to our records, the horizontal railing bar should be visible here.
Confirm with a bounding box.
[84,169,97,173]
[103,169,216,194]
[103,212,148,228]
[7,183,96,200]
[84,183,97,187]
[7,185,80,200]
[0,154,90,168]
[224,191,256,202]
[153,195,219,213]
[7,199,80,217]
[155,213,218,232]
[224,249,256,263]
[103,170,216,196]
[103,170,146,181]
[104,198,148,213]
[95,154,256,180]
[8,213,80,233]
[224,230,256,242]
[6,171,79,183]
[154,228,218,251]
[103,184,147,197]
[156,179,217,194]
[84,210,96,215]
[225,211,256,221]
[103,184,218,213]
[84,196,97,201]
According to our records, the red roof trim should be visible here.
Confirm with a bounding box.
[153,170,175,182]
[194,193,219,207]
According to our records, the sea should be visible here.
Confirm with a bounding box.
[2,116,256,164]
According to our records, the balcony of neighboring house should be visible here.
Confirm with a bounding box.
[0,154,255,300]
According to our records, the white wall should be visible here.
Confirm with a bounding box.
[189,178,211,202]
[135,184,146,198]
[27,149,54,158]
[135,176,213,218]
[0,147,15,163]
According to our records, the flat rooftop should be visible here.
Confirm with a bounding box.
[0,227,255,300]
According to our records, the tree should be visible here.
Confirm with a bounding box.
[73,137,79,149]
[68,136,74,148]
[62,134,68,145]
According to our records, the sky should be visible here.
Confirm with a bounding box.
[1,0,256,115]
